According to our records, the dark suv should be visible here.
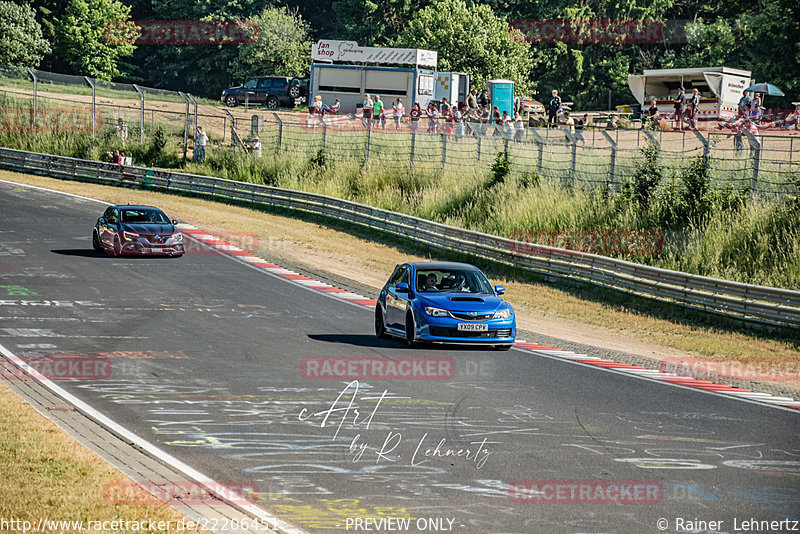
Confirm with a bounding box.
[221,77,306,109]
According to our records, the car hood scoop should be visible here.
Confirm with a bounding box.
[448,297,485,302]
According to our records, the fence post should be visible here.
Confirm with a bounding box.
[320,117,327,150]
[409,131,416,177]
[84,76,96,136]
[642,129,660,151]
[692,130,709,164]
[178,92,190,163]
[133,84,145,143]
[601,130,618,191]
[271,112,283,153]
[364,127,371,166]
[477,135,481,162]
[187,93,198,134]
[26,68,37,126]
[442,133,447,171]
[743,130,761,199]
[528,128,545,175]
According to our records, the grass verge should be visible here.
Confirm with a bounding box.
[0,381,210,533]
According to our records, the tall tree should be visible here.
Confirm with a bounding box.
[232,7,312,81]
[0,1,51,68]
[331,0,430,45]
[55,0,135,80]
[395,0,533,93]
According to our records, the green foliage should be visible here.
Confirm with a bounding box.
[55,0,135,80]
[395,0,534,93]
[332,0,428,45]
[519,171,540,188]
[232,7,312,81]
[310,148,327,169]
[631,142,661,210]
[0,2,51,67]
[490,150,511,186]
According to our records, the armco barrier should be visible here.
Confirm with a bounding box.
[1,147,798,328]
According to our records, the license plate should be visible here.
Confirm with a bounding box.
[457,323,488,332]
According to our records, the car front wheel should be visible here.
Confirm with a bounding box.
[375,305,387,339]
[405,312,417,347]
[225,95,238,107]
[92,231,102,251]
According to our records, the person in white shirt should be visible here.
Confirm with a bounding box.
[361,93,373,129]
[193,126,208,163]
[392,98,405,130]
[249,135,262,157]
[564,111,575,134]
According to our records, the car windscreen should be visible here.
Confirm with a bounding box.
[415,269,493,294]
[120,209,170,224]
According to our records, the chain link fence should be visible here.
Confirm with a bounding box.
[1,65,798,196]
[232,113,799,197]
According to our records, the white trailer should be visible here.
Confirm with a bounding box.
[628,67,752,125]
[434,72,470,107]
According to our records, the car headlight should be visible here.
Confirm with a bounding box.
[172,232,183,242]
[123,231,139,241]
[424,307,449,317]
[492,308,512,319]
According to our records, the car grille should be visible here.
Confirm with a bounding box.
[449,311,494,321]
[144,235,167,244]
[429,327,512,338]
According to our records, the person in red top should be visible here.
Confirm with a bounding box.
[409,102,422,131]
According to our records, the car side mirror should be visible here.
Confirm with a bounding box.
[172,219,179,225]
[396,282,409,292]
[98,217,105,224]
[495,285,506,295]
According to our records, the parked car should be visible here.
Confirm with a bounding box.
[221,76,304,108]
[93,205,184,257]
[375,262,516,350]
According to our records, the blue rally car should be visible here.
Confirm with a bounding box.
[375,262,516,350]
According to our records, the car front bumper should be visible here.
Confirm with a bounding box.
[415,315,516,344]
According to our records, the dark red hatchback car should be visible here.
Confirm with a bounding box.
[93,205,184,256]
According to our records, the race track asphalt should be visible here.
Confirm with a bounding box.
[1,180,798,534]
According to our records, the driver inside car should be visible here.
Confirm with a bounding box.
[421,273,438,291]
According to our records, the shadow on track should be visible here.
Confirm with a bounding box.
[51,249,178,259]
[306,333,491,351]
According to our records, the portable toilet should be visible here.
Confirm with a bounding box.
[487,79,514,117]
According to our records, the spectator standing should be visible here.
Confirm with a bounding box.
[373,95,384,128]
[575,113,588,145]
[392,98,404,130]
[673,87,686,132]
[564,111,575,135]
[513,112,525,143]
[409,102,421,131]
[426,103,439,132]
[479,89,490,109]
[248,135,262,157]
[193,126,208,163]
[441,97,450,113]
[361,93,373,128]
[442,107,453,135]
[454,107,465,137]
[467,89,478,111]
[548,90,561,128]
[117,118,128,145]
[687,88,700,130]
[750,93,761,114]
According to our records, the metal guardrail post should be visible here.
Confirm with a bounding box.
[600,130,618,191]
[692,130,709,164]
[178,92,189,163]
[84,76,95,136]
[271,112,282,152]
[133,84,145,144]
[743,130,761,198]
[27,68,37,125]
